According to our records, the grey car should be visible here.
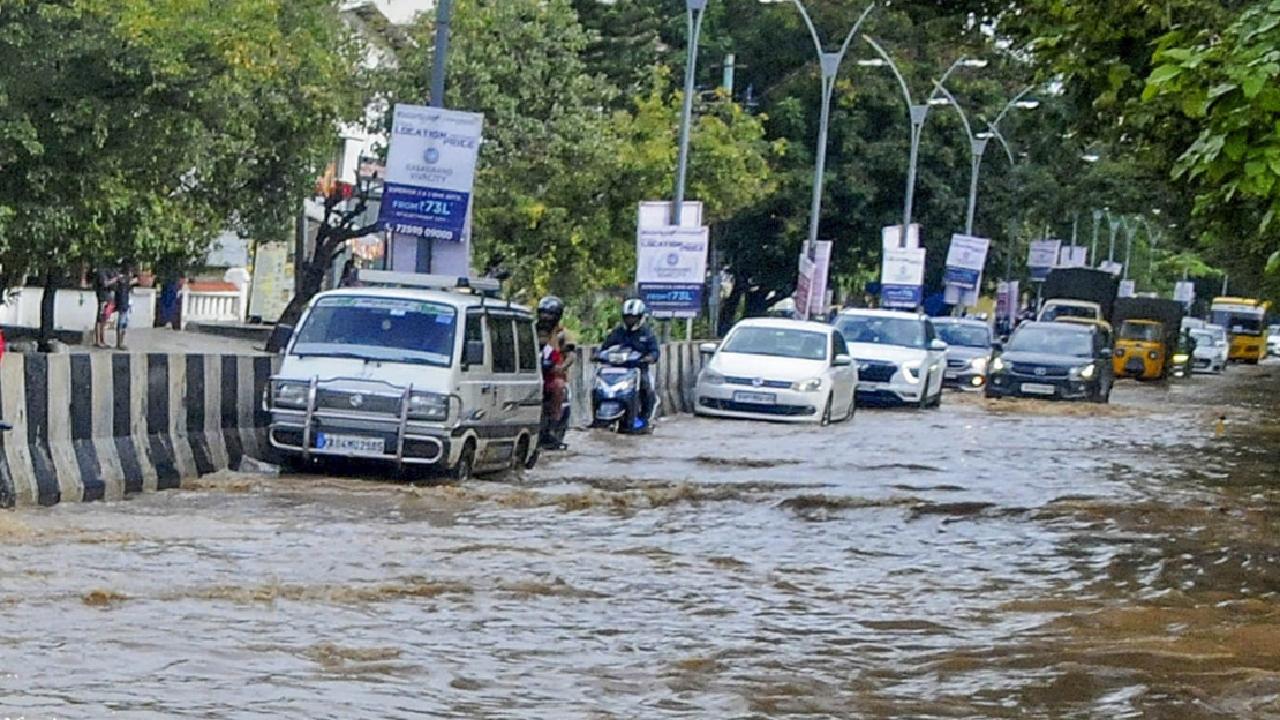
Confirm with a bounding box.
[934,318,994,390]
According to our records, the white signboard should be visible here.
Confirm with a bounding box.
[1027,239,1062,281]
[796,241,833,319]
[943,234,990,290]
[1059,245,1088,268]
[880,247,926,308]
[378,104,484,244]
[1174,280,1196,304]
[638,201,703,230]
[1099,260,1124,276]
[1118,279,1137,298]
[636,226,709,285]
[882,224,921,250]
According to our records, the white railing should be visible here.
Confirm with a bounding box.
[180,288,248,327]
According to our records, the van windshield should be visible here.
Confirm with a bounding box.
[1120,321,1162,342]
[292,296,457,367]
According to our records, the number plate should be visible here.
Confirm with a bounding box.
[316,433,386,455]
[943,371,958,380]
[1020,383,1056,396]
[733,391,776,405]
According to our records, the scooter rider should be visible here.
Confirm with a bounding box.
[536,296,574,450]
[602,298,660,430]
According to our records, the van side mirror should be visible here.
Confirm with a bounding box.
[833,353,853,367]
[463,339,485,368]
[698,342,718,355]
[929,338,948,352]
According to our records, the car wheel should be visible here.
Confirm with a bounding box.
[450,441,475,482]
[820,395,833,426]
[842,391,857,422]
[917,373,930,410]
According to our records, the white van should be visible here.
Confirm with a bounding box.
[267,272,543,479]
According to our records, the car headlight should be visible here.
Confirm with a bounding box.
[903,361,922,383]
[969,357,988,373]
[407,391,450,421]
[792,377,823,392]
[701,369,726,386]
[990,357,1006,373]
[272,380,309,409]
[1148,351,1160,360]
[1072,364,1096,380]
[1173,353,1189,364]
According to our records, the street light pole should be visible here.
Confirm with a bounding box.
[1091,209,1103,267]
[430,0,453,108]
[861,39,982,247]
[672,0,708,227]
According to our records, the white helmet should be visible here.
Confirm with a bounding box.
[622,298,648,317]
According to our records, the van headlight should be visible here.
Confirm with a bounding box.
[700,369,726,386]
[903,361,922,383]
[407,392,450,421]
[990,357,1006,374]
[1071,364,1095,380]
[970,357,988,373]
[792,377,822,392]
[271,380,309,409]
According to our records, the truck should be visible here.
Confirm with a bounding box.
[1111,297,1185,380]
[1038,268,1121,326]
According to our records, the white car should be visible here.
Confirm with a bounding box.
[1189,326,1228,373]
[695,318,857,424]
[1268,325,1280,356]
[833,309,947,407]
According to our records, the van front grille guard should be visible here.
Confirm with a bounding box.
[277,375,461,467]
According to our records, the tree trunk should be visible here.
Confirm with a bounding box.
[266,260,327,353]
[38,270,59,351]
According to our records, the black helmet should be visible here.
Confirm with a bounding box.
[537,296,564,320]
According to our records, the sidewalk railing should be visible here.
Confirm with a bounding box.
[180,288,248,327]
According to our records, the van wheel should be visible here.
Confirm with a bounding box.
[450,442,475,482]
[514,435,535,471]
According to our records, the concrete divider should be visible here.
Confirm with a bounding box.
[0,342,706,509]
[567,341,708,427]
[0,353,275,509]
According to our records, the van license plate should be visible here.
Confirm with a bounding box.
[1021,383,1056,396]
[316,433,385,455]
[733,391,776,405]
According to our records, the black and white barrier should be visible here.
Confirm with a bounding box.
[0,353,274,508]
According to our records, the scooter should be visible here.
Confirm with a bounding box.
[591,346,657,433]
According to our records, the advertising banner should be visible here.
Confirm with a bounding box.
[638,201,702,230]
[1118,279,1137,298]
[880,247,926,308]
[1027,239,1062,282]
[377,104,484,244]
[943,234,990,290]
[1174,280,1196,305]
[1098,260,1124,277]
[1059,245,1088,268]
[636,225,709,318]
[801,241,834,319]
[795,253,815,320]
[882,223,921,250]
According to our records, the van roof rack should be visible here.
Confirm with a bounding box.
[353,270,503,298]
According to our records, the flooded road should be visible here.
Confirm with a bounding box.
[3,364,1279,718]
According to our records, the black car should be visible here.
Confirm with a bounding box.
[985,321,1114,403]
[934,318,994,390]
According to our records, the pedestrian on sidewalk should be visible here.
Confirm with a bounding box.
[92,266,119,348]
[114,265,137,351]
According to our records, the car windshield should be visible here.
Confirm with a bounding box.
[835,316,925,349]
[1120,321,1162,342]
[1041,304,1096,321]
[1190,330,1217,346]
[292,296,457,366]
[721,327,828,361]
[935,323,990,348]
[1006,327,1094,358]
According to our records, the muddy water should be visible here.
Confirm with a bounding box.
[2,365,1279,718]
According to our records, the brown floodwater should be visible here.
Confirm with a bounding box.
[2,363,1279,718]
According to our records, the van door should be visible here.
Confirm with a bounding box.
[513,317,544,432]
[459,309,494,425]
[482,313,520,465]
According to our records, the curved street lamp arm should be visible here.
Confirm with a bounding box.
[982,119,1016,166]
[836,4,877,59]
[789,0,827,61]
[862,35,915,109]
[932,82,975,142]
[990,85,1036,130]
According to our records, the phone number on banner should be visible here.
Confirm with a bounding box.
[389,224,458,241]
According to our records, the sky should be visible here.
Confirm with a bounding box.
[374,0,435,23]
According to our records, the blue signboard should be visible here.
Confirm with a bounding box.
[639,283,703,317]
[881,283,923,308]
[379,184,470,242]
[943,266,981,288]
